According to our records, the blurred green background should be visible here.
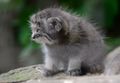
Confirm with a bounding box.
[0,0,119,73]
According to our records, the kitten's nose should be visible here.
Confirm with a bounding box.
[32,34,42,39]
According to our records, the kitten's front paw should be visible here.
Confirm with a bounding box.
[66,69,82,76]
[36,67,55,77]
[42,68,56,76]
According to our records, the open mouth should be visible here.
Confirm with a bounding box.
[32,33,52,42]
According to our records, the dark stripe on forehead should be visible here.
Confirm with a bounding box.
[37,10,51,19]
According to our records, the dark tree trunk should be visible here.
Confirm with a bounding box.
[0,10,20,73]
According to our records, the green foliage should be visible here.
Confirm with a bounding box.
[16,0,40,48]
[106,38,120,49]
[60,0,88,15]
[104,0,118,28]
[60,0,118,28]
[9,0,41,56]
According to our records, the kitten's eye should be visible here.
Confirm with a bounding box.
[36,29,40,32]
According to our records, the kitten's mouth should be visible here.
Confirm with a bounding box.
[32,33,52,42]
[32,33,58,45]
[32,34,42,39]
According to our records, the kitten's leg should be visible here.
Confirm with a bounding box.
[42,55,60,76]
[66,57,82,76]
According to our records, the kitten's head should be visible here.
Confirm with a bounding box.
[29,10,66,45]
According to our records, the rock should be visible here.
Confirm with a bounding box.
[0,64,69,83]
[0,64,120,83]
[0,65,43,82]
[104,46,120,75]
[24,75,120,83]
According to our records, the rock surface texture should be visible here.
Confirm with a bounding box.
[0,64,120,83]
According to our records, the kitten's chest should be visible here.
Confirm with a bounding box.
[44,44,81,57]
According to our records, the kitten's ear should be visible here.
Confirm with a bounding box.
[47,17,62,32]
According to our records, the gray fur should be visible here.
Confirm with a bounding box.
[29,8,106,76]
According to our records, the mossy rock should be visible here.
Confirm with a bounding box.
[0,64,69,82]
